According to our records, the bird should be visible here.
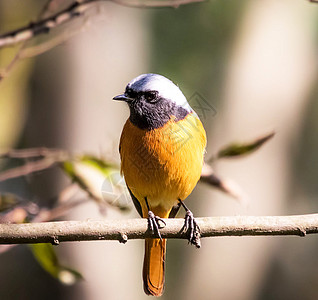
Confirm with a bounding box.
[113,73,207,297]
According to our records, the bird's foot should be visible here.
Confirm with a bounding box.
[147,211,166,240]
[183,210,201,248]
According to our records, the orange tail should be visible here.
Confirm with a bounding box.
[143,238,166,296]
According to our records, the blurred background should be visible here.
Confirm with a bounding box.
[1,0,318,299]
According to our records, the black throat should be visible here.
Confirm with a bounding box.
[128,97,189,130]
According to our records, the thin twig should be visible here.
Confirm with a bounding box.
[0,148,68,182]
[0,147,65,159]
[0,1,89,49]
[0,156,66,182]
[32,198,89,222]
[19,20,88,59]
[200,163,249,205]
[0,214,317,244]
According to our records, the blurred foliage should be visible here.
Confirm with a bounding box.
[150,0,248,107]
[293,74,318,199]
[150,3,249,298]
[30,243,83,285]
[0,1,37,32]
[0,51,33,148]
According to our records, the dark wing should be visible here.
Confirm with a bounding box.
[168,202,181,218]
[128,186,181,218]
[127,186,143,217]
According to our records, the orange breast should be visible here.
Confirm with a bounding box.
[119,113,206,217]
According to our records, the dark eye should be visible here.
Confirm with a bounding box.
[144,91,158,103]
[125,88,137,99]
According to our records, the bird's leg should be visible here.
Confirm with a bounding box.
[145,197,166,240]
[178,199,201,248]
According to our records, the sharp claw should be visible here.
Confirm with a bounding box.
[183,210,201,248]
[147,211,154,232]
[147,211,165,240]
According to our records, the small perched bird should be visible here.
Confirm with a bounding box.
[113,74,207,297]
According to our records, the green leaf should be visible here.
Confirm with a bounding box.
[30,243,58,277]
[29,243,83,285]
[217,132,275,159]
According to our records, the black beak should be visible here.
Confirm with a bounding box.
[113,94,133,102]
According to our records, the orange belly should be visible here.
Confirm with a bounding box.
[119,113,206,217]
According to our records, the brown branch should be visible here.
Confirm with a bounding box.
[0,0,204,49]
[0,147,65,159]
[32,198,89,223]
[0,148,68,182]
[0,159,57,181]
[18,20,87,59]
[0,156,67,182]
[0,214,317,244]
[0,1,86,49]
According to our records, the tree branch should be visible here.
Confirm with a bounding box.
[1,214,317,245]
[0,0,204,49]
[0,156,67,182]
[0,147,65,159]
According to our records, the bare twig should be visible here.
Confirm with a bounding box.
[0,1,89,49]
[31,184,86,222]
[19,21,87,59]
[0,147,65,159]
[0,156,67,182]
[0,214,317,244]
[0,148,68,182]
[0,0,204,49]
[200,163,249,205]
[32,198,89,222]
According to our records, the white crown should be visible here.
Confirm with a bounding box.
[128,74,192,113]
